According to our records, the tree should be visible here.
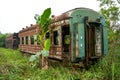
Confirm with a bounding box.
[97,1,120,79]
[97,0,120,30]
[0,33,9,47]
[97,0,120,47]
[29,8,51,69]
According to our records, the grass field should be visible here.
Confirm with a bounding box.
[0,42,120,80]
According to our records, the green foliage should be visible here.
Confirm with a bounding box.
[0,33,9,47]
[29,50,49,62]
[44,39,50,50]
[34,8,51,34]
[34,8,51,49]
[108,28,119,43]
[30,8,51,64]
[41,50,49,57]
[0,48,80,80]
[0,40,120,80]
[97,0,120,30]
[29,54,39,62]
[64,35,70,44]
[112,62,115,80]
[0,48,29,80]
[37,35,42,44]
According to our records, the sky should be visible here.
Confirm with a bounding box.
[0,0,100,34]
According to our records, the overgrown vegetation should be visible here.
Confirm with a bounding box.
[0,32,120,80]
[97,0,120,30]
[29,8,51,69]
[0,0,120,79]
[0,48,80,80]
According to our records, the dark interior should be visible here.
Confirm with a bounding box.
[62,25,70,52]
[85,22,101,60]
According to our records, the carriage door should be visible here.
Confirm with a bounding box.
[85,20,102,63]
[62,25,70,61]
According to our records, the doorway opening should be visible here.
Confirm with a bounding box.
[85,22,102,61]
[62,25,70,52]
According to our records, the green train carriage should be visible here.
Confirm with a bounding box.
[49,7,108,66]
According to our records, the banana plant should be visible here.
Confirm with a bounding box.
[29,8,51,69]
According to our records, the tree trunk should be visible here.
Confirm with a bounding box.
[41,56,48,70]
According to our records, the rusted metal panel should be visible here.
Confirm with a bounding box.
[19,45,41,54]
[50,20,69,29]
[51,13,70,23]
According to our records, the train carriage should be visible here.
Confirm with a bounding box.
[19,8,108,66]
[5,33,19,49]
[18,24,41,53]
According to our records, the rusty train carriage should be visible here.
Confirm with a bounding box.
[5,33,19,49]
[18,24,41,53]
[19,8,108,66]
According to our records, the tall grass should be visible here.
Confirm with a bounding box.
[0,41,120,80]
[0,48,80,80]
[0,48,29,80]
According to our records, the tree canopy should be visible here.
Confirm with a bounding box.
[0,33,9,47]
[97,0,120,30]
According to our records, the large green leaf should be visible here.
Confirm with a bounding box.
[41,50,49,57]
[29,55,39,62]
[34,14,40,24]
[42,18,51,33]
[44,39,50,50]
[39,8,51,27]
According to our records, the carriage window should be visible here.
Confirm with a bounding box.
[26,36,28,45]
[46,32,50,39]
[22,37,24,45]
[37,35,40,45]
[53,31,59,45]
[62,26,70,52]
[30,35,34,44]
[13,36,16,39]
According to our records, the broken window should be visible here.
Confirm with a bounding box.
[30,35,34,45]
[53,31,59,45]
[22,37,24,45]
[62,26,70,52]
[26,36,28,45]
